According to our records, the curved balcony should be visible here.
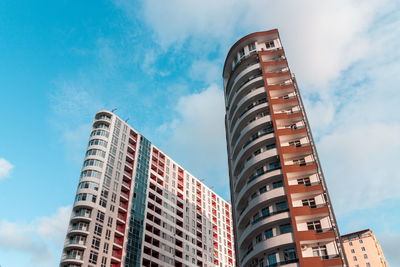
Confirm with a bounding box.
[232,133,275,175]
[64,239,86,250]
[233,143,276,178]
[230,103,269,143]
[237,187,285,228]
[230,115,271,151]
[88,133,109,145]
[238,210,290,249]
[61,256,84,267]
[236,168,282,208]
[228,63,261,98]
[73,199,97,210]
[229,86,266,122]
[95,111,112,123]
[241,232,295,267]
[60,255,84,266]
[70,214,92,224]
[227,75,264,108]
[67,226,89,237]
[235,148,278,190]
[232,126,274,158]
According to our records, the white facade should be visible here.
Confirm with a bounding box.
[60,110,235,267]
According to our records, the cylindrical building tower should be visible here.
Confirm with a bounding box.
[223,29,347,267]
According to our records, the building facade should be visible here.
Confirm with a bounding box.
[60,110,235,267]
[342,229,388,267]
[223,29,346,267]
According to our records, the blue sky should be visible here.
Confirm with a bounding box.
[0,0,399,266]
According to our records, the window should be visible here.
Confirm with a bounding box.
[89,251,98,264]
[80,170,102,179]
[268,253,277,265]
[105,229,111,240]
[255,234,262,243]
[364,254,368,259]
[107,217,113,227]
[349,241,353,246]
[307,220,322,232]
[283,248,297,261]
[88,139,107,148]
[359,239,363,244]
[99,198,107,208]
[96,211,105,223]
[264,229,273,239]
[276,201,288,211]
[103,242,109,253]
[239,48,245,58]
[83,159,104,168]
[279,223,292,234]
[272,181,283,188]
[92,237,100,250]
[366,263,370,267]
[297,177,311,186]
[302,198,316,208]
[353,256,357,261]
[259,186,267,194]
[249,42,256,51]
[86,149,106,158]
[265,41,275,49]
[94,223,103,236]
[75,193,97,203]
[312,245,327,258]
[351,249,355,253]
[101,256,107,267]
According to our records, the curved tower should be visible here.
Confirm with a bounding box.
[223,29,346,267]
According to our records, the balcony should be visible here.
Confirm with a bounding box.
[241,232,294,267]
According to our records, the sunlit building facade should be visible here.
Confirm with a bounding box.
[342,229,387,267]
[60,110,235,267]
[223,29,347,267]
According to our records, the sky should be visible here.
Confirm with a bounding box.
[0,0,399,266]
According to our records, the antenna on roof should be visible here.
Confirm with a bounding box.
[111,108,117,113]
[125,118,130,122]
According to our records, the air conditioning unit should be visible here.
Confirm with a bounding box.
[301,244,308,251]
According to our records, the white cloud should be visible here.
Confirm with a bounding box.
[189,60,220,84]
[141,0,390,88]
[157,85,229,190]
[318,123,400,213]
[0,206,71,266]
[0,158,13,180]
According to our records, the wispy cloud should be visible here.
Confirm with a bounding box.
[0,158,13,180]
[156,85,229,196]
[0,206,71,266]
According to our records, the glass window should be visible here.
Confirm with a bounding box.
[272,181,283,188]
[264,229,273,239]
[276,201,288,211]
[279,223,292,234]
[268,253,277,265]
[283,248,297,261]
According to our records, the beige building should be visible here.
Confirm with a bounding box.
[341,229,387,267]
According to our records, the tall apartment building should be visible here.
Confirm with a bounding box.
[60,110,235,267]
[342,229,388,267]
[223,29,347,267]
